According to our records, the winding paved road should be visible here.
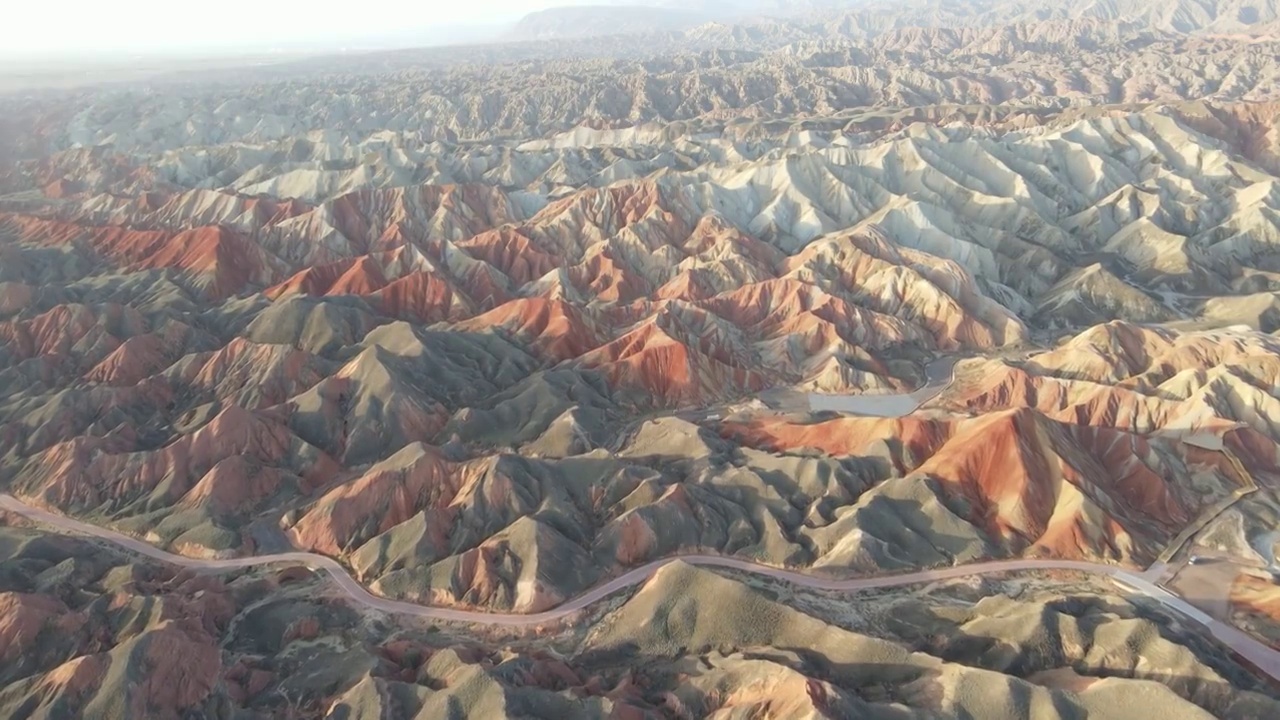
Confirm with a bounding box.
[5,353,1279,682]
[4,493,1279,681]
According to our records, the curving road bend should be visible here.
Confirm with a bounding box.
[3,493,1279,681]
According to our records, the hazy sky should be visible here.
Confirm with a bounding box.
[8,0,595,58]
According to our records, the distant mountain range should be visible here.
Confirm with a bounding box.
[509,6,715,40]
[506,1,870,41]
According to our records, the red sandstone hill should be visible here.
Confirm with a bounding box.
[1,215,287,300]
[457,228,562,286]
[21,404,338,511]
[911,408,1192,561]
[578,303,766,405]
[2,176,1025,408]
[939,323,1280,464]
[328,184,520,254]
[371,270,477,324]
[724,415,957,474]
[0,303,149,371]
[286,442,460,557]
[702,278,930,350]
[727,406,1254,565]
[130,227,287,300]
[450,298,602,362]
[266,256,387,299]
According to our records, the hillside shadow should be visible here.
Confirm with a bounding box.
[895,592,1280,714]
[568,636,1275,719]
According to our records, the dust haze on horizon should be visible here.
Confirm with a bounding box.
[5,0,650,60]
